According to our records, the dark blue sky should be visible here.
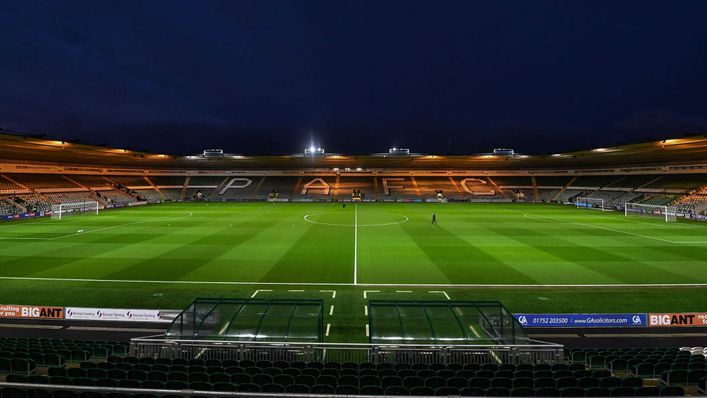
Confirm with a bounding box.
[1,1,707,155]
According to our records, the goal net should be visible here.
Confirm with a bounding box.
[51,201,99,220]
[576,197,604,211]
[624,202,676,222]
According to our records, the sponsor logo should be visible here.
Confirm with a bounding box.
[514,313,647,328]
[0,304,64,319]
[648,313,707,327]
[65,307,172,322]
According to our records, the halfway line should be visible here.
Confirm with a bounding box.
[353,203,358,285]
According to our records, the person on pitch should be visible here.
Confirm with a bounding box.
[432,213,437,224]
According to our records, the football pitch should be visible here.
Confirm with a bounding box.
[1,202,706,341]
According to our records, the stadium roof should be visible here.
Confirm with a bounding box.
[1,132,707,171]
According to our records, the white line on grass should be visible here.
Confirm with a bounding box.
[319,290,336,299]
[395,290,413,293]
[353,203,358,285]
[325,323,331,337]
[329,305,334,316]
[468,325,482,338]
[302,213,408,227]
[523,213,707,244]
[287,289,304,292]
[1,276,706,288]
[364,306,368,316]
[429,290,451,300]
[365,324,370,337]
[250,289,272,298]
[363,290,379,299]
[0,212,194,241]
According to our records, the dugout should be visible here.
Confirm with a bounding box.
[368,301,528,345]
[166,298,324,343]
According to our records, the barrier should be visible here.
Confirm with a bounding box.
[130,337,563,365]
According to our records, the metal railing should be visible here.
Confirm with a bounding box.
[0,382,394,398]
[130,336,563,365]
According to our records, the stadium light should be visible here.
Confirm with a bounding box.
[388,147,410,156]
[304,146,325,157]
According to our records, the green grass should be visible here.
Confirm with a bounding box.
[1,202,706,342]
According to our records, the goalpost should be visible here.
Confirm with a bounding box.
[576,197,604,211]
[51,201,99,220]
[624,202,676,222]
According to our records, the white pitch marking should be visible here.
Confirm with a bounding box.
[468,325,482,338]
[396,290,413,293]
[288,289,305,292]
[0,212,194,241]
[363,290,379,299]
[319,290,336,299]
[1,276,706,288]
[365,324,370,337]
[325,323,331,336]
[251,289,272,298]
[329,305,334,316]
[429,290,451,300]
[353,203,358,285]
[364,306,368,316]
[523,213,707,244]
[303,213,408,227]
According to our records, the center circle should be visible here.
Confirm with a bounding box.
[303,211,409,227]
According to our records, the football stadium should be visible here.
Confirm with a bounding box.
[1,133,707,397]
[4,2,707,398]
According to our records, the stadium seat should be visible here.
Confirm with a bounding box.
[448,376,468,389]
[273,374,294,386]
[458,387,483,396]
[410,386,435,396]
[261,383,284,393]
[535,387,561,397]
[600,377,622,388]
[384,386,408,395]
[610,386,635,396]
[193,381,214,391]
[622,377,644,388]
[586,387,612,397]
[359,385,384,395]
[469,377,491,389]
[560,387,584,397]
[236,383,260,392]
[336,374,357,387]
[336,385,359,394]
[485,387,511,396]
[513,377,534,389]
[435,386,460,396]
[424,376,446,389]
[142,380,164,390]
[510,387,535,397]
[212,382,235,392]
[634,386,659,396]
[659,386,684,396]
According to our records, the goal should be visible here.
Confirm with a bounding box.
[51,201,99,220]
[576,197,604,211]
[624,202,676,222]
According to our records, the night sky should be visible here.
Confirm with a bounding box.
[1,1,707,156]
